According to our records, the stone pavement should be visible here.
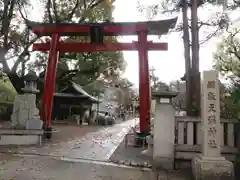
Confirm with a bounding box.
[0,119,137,161]
[0,119,191,180]
[0,155,153,180]
[110,135,152,167]
[0,154,191,180]
[109,132,192,179]
[58,118,137,161]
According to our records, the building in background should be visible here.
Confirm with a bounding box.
[96,86,121,116]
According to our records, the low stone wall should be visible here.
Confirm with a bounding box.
[0,129,43,146]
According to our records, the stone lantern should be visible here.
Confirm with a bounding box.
[22,70,39,94]
[11,70,42,130]
[148,90,178,169]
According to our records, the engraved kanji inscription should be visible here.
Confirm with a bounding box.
[208,127,217,137]
[208,115,216,124]
[208,140,217,148]
[208,92,216,100]
[208,104,216,112]
[207,81,215,89]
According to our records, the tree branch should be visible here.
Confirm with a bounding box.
[88,0,104,10]
[58,69,79,81]
[11,36,39,72]
[0,48,10,72]
[229,43,240,61]
[1,0,16,49]
[51,0,59,23]
[67,0,80,20]
[17,3,28,21]
[47,0,53,23]
[226,29,240,61]
[78,0,104,23]
[0,0,17,72]
[233,0,240,7]
[199,27,220,45]
[7,0,15,25]
[1,0,9,36]
[83,0,87,9]
[229,50,240,61]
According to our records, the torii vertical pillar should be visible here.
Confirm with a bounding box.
[138,31,150,133]
[41,33,59,137]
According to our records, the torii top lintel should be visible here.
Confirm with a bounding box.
[27,17,177,36]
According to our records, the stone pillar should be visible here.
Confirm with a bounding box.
[192,70,234,180]
[152,91,177,169]
[150,99,156,118]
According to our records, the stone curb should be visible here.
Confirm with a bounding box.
[110,159,152,168]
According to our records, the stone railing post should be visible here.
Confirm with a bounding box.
[192,70,234,180]
[152,91,177,170]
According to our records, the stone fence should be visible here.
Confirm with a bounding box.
[175,116,239,163]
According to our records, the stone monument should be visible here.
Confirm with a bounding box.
[192,70,234,180]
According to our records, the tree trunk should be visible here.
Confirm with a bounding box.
[191,0,200,116]
[0,48,10,72]
[182,0,192,116]
[0,49,25,94]
[7,72,25,94]
[1,0,16,73]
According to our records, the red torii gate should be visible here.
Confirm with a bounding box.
[27,18,177,135]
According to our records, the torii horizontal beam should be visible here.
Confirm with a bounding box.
[26,17,178,36]
[32,42,168,52]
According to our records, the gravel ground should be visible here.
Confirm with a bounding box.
[0,155,154,180]
[0,119,192,180]
[0,155,192,180]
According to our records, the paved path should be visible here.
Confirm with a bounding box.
[0,154,190,180]
[1,119,138,161]
[0,119,191,180]
[0,119,155,180]
[0,155,153,180]
[58,119,137,161]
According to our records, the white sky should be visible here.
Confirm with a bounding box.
[113,0,222,86]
